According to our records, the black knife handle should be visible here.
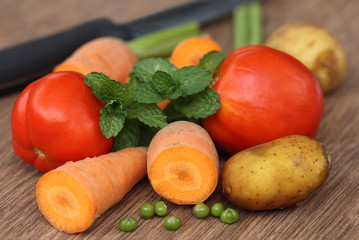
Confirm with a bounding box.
[0,18,127,94]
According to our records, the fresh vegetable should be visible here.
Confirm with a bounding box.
[164,216,182,231]
[210,203,225,217]
[170,37,222,68]
[140,203,155,219]
[118,217,138,232]
[154,201,168,217]
[53,37,137,83]
[202,45,324,154]
[221,135,331,211]
[147,121,219,205]
[193,202,210,219]
[265,22,347,93]
[128,21,200,60]
[220,208,239,224]
[36,147,147,234]
[85,57,221,151]
[233,0,262,48]
[11,71,113,172]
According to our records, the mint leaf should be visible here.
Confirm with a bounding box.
[99,103,126,138]
[126,102,167,128]
[132,82,165,104]
[132,58,178,83]
[173,66,213,97]
[153,71,181,99]
[199,51,226,74]
[173,87,221,119]
[85,72,124,104]
[112,119,140,151]
[163,101,199,124]
[138,124,160,146]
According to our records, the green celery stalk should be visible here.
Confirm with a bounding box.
[127,21,200,60]
[233,0,262,49]
[233,3,249,49]
[248,1,262,45]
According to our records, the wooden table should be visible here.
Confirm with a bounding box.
[1,0,358,239]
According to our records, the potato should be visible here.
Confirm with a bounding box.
[265,22,346,94]
[221,135,331,211]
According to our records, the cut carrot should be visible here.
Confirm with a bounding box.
[53,36,137,83]
[36,147,147,234]
[169,37,222,68]
[147,121,219,205]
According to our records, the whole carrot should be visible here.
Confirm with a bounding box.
[36,147,147,234]
[147,121,219,205]
[53,36,137,83]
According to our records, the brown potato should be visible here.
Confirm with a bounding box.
[221,135,331,211]
[265,22,346,94]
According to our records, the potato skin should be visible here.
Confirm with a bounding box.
[221,135,331,211]
[265,22,346,94]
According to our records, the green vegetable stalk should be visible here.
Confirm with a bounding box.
[128,21,200,59]
[233,0,262,49]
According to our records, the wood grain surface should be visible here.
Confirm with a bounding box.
[0,0,358,239]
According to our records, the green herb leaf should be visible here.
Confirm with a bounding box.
[173,87,221,119]
[99,103,127,138]
[132,58,177,83]
[163,101,200,124]
[199,51,226,74]
[138,124,160,146]
[126,102,167,128]
[132,82,165,104]
[112,119,140,151]
[153,71,181,99]
[173,66,213,97]
[85,72,124,104]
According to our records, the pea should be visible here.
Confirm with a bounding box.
[210,203,225,217]
[193,202,210,219]
[220,208,239,224]
[154,201,168,217]
[164,216,182,231]
[118,217,138,232]
[140,202,155,219]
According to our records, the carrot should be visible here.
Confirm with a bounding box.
[147,121,219,205]
[53,36,137,83]
[169,37,222,68]
[36,147,147,234]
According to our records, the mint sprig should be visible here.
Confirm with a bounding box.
[85,73,167,140]
[85,50,226,149]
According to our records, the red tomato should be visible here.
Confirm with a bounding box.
[202,46,324,155]
[11,71,113,172]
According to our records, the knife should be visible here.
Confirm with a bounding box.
[0,0,248,95]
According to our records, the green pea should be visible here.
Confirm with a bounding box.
[193,202,210,219]
[118,217,138,232]
[210,203,225,217]
[164,216,182,231]
[140,202,155,219]
[154,201,168,217]
[220,208,239,224]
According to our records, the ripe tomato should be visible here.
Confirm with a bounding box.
[11,71,113,172]
[202,46,324,155]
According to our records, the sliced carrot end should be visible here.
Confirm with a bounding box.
[36,170,96,234]
[149,146,218,205]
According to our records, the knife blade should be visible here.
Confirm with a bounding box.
[0,0,248,95]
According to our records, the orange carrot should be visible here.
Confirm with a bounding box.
[36,147,147,234]
[147,121,219,205]
[170,37,222,68]
[53,36,137,83]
